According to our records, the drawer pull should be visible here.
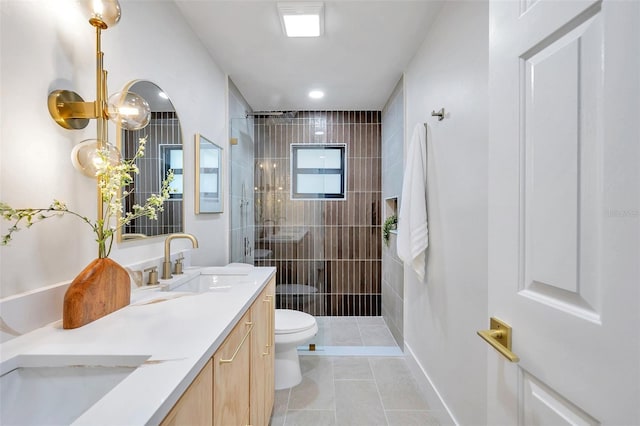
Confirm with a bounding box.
[267,295,274,347]
[262,295,274,356]
[219,321,253,364]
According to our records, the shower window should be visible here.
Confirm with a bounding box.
[162,145,183,199]
[291,144,346,200]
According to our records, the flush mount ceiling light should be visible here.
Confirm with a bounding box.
[309,90,325,99]
[277,2,324,37]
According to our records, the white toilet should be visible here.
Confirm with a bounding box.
[274,309,318,390]
[225,263,319,389]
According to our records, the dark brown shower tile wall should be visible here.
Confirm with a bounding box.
[254,111,382,316]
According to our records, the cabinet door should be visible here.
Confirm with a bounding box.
[251,277,276,425]
[161,359,213,426]
[213,310,252,426]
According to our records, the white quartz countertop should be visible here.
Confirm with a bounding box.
[0,266,276,425]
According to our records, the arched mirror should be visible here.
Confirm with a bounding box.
[117,80,184,241]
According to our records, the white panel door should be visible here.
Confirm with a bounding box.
[488,0,639,424]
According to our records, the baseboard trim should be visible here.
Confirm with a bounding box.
[404,341,458,426]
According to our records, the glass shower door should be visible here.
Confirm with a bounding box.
[229,117,255,265]
[229,116,327,351]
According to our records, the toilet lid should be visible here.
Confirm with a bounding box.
[275,309,317,334]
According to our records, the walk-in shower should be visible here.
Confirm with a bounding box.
[230,111,389,351]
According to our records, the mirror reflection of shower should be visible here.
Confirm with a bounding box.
[119,80,184,241]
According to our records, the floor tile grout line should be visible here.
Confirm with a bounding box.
[285,408,339,411]
[369,356,391,426]
[274,318,416,425]
[384,408,443,414]
[384,408,443,413]
[332,357,338,426]
[282,386,292,425]
[355,316,364,344]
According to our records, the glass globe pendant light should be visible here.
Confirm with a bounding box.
[71,139,122,178]
[81,0,121,29]
[107,91,151,130]
[45,0,151,178]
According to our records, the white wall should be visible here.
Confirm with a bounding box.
[381,77,405,347]
[403,1,489,424]
[0,0,228,298]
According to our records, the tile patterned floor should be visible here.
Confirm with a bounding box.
[310,316,399,347]
[269,356,442,426]
[270,317,443,426]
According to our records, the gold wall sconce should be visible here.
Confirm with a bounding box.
[47,0,150,178]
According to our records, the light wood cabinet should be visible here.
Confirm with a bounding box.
[160,359,213,426]
[160,277,276,426]
[213,309,253,426]
[251,278,276,425]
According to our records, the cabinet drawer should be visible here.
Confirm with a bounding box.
[213,310,252,426]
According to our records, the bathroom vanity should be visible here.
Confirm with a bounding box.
[162,274,275,425]
[0,266,276,426]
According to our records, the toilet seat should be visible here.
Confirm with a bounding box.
[275,309,316,334]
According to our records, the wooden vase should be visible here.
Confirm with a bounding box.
[63,257,131,329]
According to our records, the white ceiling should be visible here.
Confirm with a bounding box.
[174,1,443,112]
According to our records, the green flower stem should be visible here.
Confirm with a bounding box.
[1,137,175,258]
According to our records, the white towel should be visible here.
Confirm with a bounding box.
[397,123,429,281]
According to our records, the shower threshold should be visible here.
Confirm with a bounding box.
[297,345,403,357]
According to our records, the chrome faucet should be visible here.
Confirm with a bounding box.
[162,233,199,279]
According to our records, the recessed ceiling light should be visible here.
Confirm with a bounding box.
[283,15,320,37]
[309,90,324,99]
[158,91,169,99]
[315,130,325,135]
[278,2,324,38]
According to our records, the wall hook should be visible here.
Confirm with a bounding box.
[431,108,445,121]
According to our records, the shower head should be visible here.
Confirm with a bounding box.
[246,111,298,124]
[245,111,284,117]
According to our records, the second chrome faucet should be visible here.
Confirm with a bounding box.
[162,233,199,280]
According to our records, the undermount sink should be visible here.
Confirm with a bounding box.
[0,354,149,425]
[168,273,256,293]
